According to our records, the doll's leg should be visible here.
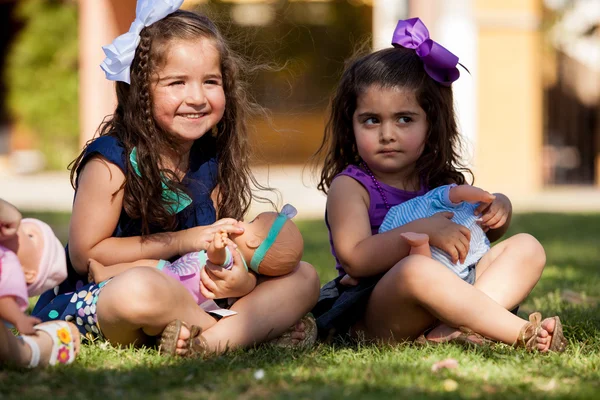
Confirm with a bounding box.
[88,258,160,283]
[400,232,432,257]
[195,261,320,354]
[360,255,559,351]
[449,185,495,204]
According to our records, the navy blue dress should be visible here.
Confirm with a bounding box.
[32,135,219,340]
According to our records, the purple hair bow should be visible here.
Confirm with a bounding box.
[391,18,460,86]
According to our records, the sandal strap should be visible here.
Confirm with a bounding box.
[516,312,542,349]
[188,325,209,357]
[20,335,41,368]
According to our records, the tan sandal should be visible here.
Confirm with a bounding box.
[187,325,210,358]
[415,326,491,347]
[158,319,186,356]
[267,314,318,349]
[516,312,567,353]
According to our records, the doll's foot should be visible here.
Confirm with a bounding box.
[400,233,432,257]
[87,259,106,283]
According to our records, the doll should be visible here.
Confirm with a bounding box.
[342,185,495,286]
[88,204,304,308]
[381,184,495,280]
[0,207,78,368]
[0,218,68,334]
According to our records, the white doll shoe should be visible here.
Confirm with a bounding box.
[20,321,80,367]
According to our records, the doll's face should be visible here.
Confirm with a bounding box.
[229,212,278,262]
[9,221,43,283]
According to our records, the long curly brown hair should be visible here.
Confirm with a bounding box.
[314,46,473,194]
[71,10,266,235]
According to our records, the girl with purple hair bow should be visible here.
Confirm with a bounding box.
[312,18,566,353]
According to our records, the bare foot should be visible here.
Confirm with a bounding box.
[88,259,105,283]
[400,232,432,257]
[175,323,191,356]
[537,317,558,352]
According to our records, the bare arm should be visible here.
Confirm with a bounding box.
[329,177,432,278]
[68,157,243,275]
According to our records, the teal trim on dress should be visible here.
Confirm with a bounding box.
[129,147,192,214]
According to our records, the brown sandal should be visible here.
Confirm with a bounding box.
[516,312,567,353]
[267,314,318,349]
[158,320,186,356]
[415,326,491,347]
[187,325,210,358]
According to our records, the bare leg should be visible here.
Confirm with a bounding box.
[400,232,432,257]
[196,261,320,354]
[359,255,556,350]
[426,233,545,342]
[96,267,217,348]
[0,322,80,368]
[88,258,160,283]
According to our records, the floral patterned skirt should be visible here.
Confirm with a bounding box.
[32,279,111,341]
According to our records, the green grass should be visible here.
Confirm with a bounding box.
[1,213,599,399]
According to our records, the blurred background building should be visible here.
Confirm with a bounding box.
[0,0,598,212]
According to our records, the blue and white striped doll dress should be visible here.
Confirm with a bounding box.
[379,184,490,280]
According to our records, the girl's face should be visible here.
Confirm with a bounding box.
[151,38,226,147]
[353,85,428,185]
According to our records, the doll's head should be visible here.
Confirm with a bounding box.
[12,219,67,296]
[231,205,304,276]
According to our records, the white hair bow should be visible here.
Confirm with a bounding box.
[100,0,184,84]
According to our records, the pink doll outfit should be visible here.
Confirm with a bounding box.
[157,247,239,310]
[0,245,29,312]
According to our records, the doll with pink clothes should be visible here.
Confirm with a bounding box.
[88,205,305,321]
[0,198,80,368]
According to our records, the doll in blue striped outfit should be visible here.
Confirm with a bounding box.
[380,184,495,284]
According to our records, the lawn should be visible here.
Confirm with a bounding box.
[1,212,599,399]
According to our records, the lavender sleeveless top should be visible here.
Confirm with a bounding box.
[326,165,428,274]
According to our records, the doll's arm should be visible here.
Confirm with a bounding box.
[448,185,495,205]
[0,296,41,335]
[206,230,229,266]
[88,258,160,283]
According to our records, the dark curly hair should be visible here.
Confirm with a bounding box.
[314,46,473,193]
[71,10,266,235]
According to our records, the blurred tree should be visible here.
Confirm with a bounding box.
[5,0,78,170]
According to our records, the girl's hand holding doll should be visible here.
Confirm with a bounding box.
[175,218,244,255]
[200,242,256,299]
[421,212,471,264]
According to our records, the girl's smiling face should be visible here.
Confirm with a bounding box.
[151,38,226,147]
[352,85,428,187]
